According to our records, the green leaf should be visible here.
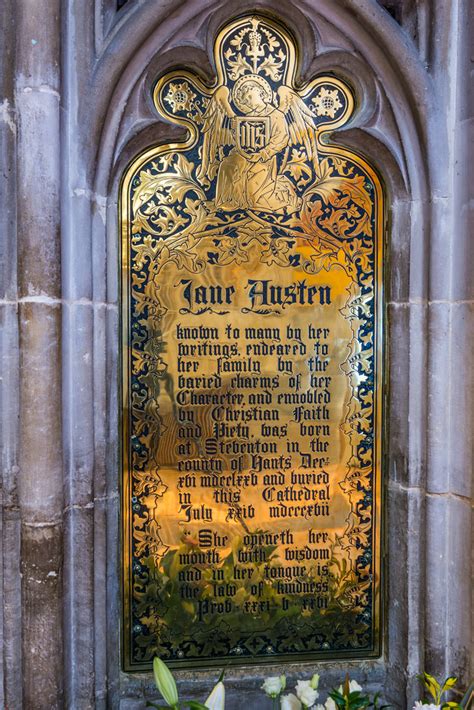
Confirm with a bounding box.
[424,672,440,688]
[350,698,371,710]
[418,672,440,701]
[187,703,209,710]
[328,690,346,708]
[441,677,458,692]
[369,692,392,709]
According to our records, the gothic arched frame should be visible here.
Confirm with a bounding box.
[120,12,385,672]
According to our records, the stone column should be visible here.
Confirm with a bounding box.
[424,0,473,687]
[0,0,22,706]
[15,0,63,707]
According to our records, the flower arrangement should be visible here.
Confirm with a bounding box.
[148,657,463,710]
[148,657,225,709]
[262,674,320,709]
[412,673,462,709]
[262,674,389,709]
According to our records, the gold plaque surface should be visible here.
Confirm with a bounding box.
[121,14,384,670]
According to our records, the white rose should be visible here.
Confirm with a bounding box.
[281,693,303,710]
[296,681,311,692]
[413,703,441,709]
[262,676,285,697]
[295,680,319,708]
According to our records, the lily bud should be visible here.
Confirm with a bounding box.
[152,657,179,708]
[310,674,320,690]
[205,680,225,710]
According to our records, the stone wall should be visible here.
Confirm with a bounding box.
[0,1,472,708]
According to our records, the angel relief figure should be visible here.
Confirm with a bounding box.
[196,73,320,215]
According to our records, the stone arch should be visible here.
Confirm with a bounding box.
[51,1,471,708]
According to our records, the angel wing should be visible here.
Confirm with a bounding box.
[196,85,234,184]
[277,86,320,177]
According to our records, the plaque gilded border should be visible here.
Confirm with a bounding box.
[121,14,384,671]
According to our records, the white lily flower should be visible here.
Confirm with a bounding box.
[412,703,441,709]
[335,679,363,696]
[324,698,337,710]
[205,680,225,710]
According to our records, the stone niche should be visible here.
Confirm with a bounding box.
[1,0,471,709]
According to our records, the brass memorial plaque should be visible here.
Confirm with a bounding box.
[121,15,384,670]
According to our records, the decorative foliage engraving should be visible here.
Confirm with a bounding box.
[312,87,343,118]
